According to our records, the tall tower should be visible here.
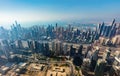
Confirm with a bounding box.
[51,41,55,52]
[108,19,116,38]
[90,48,99,71]
[99,22,104,36]
[1,40,10,59]
[17,40,23,49]
[63,43,68,55]
[94,59,106,76]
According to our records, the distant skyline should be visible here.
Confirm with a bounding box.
[0,0,120,28]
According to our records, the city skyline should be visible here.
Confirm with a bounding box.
[0,0,120,28]
[0,0,120,74]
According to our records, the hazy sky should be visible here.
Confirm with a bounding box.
[0,0,120,28]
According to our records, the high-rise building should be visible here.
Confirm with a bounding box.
[78,45,83,55]
[94,59,106,76]
[108,19,116,38]
[1,40,10,59]
[85,45,92,58]
[70,45,76,57]
[99,22,104,37]
[51,41,55,51]
[63,43,68,55]
[103,49,111,61]
[112,35,120,45]
[27,40,35,50]
[90,48,99,71]
[17,40,23,49]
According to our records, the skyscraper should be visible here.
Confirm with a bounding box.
[94,59,106,76]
